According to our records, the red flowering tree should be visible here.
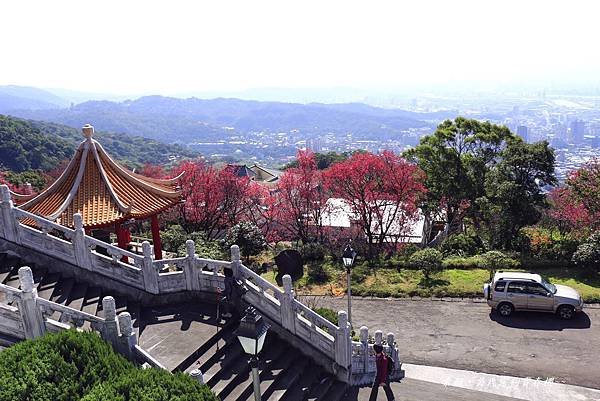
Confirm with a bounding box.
[324,151,427,256]
[173,160,252,238]
[240,182,284,244]
[567,159,600,225]
[140,163,166,179]
[275,150,329,243]
[547,187,592,234]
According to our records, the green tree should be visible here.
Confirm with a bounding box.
[404,117,514,234]
[572,232,600,273]
[477,138,556,249]
[224,221,267,263]
[409,248,443,280]
[478,250,518,281]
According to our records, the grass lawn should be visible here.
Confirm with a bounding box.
[260,263,600,303]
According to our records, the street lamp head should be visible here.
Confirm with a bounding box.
[342,244,356,269]
[235,306,270,356]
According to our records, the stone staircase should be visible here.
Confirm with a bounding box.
[0,250,348,400]
[173,314,348,401]
[0,251,140,334]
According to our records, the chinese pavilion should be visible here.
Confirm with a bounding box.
[13,124,183,260]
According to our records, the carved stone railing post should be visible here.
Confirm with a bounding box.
[101,296,119,349]
[72,213,92,270]
[184,239,199,291]
[360,326,370,376]
[335,310,351,376]
[0,185,20,244]
[374,330,383,347]
[142,241,159,294]
[280,274,296,333]
[17,266,46,339]
[117,312,137,359]
[387,332,400,377]
[230,245,241,280]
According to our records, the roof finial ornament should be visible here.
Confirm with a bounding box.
[82,124,94,140]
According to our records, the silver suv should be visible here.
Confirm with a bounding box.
[483,271,583,320]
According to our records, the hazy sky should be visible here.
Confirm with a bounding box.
[1,0,599,95]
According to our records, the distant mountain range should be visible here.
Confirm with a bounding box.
[5,94,455,145]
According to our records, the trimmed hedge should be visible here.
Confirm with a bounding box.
[0,330,218,401]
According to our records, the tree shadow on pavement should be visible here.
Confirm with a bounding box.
[489,310,591,330]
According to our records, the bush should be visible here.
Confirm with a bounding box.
[224,222,267,263]
[572,232,600,273]
[350,263,369,283]
[313,307,339,325]
[81,368,216,401]
[409,248,443,279]
[306,262,329,283]
[177,232,226,260]
[442,255,482,269]
[0,330,130,401]
[160,224,188,252]
[440,233,484,257]
[477,250,519,279]
[0,330,218,401]
[520,227,580,261]
[299,242,326,262]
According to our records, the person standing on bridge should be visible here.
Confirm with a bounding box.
[369,344,396,401]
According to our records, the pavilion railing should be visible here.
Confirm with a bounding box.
[0,185,401,383]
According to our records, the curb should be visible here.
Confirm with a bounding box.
[301,294,600,309]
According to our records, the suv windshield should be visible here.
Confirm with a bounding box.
[541,277,557,294]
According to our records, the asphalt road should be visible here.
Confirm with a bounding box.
[317,296,600,390]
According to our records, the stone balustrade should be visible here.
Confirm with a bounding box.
[0,265,159,366]
[0,184,401,383]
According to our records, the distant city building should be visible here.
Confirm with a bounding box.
[516,125,529,142]
[570,120,585,144]
[306,138,322,152]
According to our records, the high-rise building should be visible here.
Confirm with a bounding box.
[516,125,529,142]
[570,120,585,144]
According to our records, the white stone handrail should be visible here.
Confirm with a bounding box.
[85,235,144,267]
[13,207,76,240]
[36,297,105,324]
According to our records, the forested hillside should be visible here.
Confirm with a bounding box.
[0,114,197,172]
[9,96,439,144]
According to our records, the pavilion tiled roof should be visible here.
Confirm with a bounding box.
[16,124,183,229]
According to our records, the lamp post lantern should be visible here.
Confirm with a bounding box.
[342,244,356,328]
[235,306,270,401]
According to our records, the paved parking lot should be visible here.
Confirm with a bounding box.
[318,296,600,389]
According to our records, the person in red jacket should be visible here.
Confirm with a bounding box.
[369,344,395,401]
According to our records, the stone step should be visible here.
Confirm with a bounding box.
[265,356,309,401]
[176,320,238,373]
[36,273,62,299]
[214,338,284,401]
[319,380,346,401]
[239,349,299,401]
[224,346,297,401]
[279,362,325,401]
[0,264,17,285]
[65,281,89,311]
[50,277,75,305]
[307,375,335,401]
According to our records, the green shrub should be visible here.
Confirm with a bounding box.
[313,307,339,325]
[409,248,443,279]
[160,224,188,252]
[0,330,131,401]
[572,232,600,273]
[224,222,267,263]
[306,262,329,283]
[81,368,217,401]
[350,263,369,283]
[299,242,326,262]
[477,250,519,279]
[440,233,484,257]
[442,255,482,269]
[177,232,226,260]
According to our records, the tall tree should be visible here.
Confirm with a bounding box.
[276,150,328,243]
[324,151,426,256]
[404,117,513,234]
[477,138,556,249]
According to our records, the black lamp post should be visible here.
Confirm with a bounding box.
[342,244,356,328]
[235,306,270,401]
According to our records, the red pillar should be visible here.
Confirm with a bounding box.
[150,214,163,260]
[115,223,130,262]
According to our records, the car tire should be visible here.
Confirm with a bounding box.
[497,302,514,317]
[557,305,575,320]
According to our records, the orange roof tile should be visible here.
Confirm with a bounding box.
[16,124,183,228]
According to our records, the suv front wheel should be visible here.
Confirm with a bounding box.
[497,302,514,317]
[557,305,575,320]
